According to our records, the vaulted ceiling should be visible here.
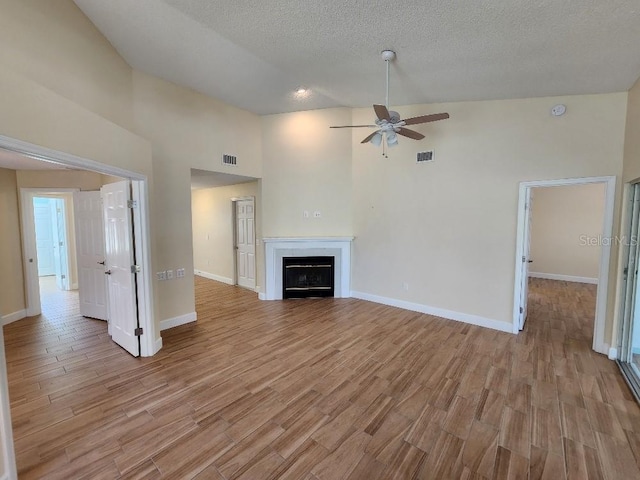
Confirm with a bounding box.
[74,0,640,115]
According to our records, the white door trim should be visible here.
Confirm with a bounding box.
[0,134,157,357]
[512,175,616,355]
[0,325,17,480]
[20,189,78,317]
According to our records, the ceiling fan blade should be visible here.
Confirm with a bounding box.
[403,113,450,125]
[329,125,377,128]
[361,131,380,144]
[397,127,425,140]
[373,104,391,121]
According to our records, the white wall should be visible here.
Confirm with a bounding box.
[529,184,606,283]
[191,181,262,286]
[350,94,626,330]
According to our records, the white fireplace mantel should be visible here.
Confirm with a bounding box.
[262,237,354,300]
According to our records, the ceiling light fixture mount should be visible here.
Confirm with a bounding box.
[380,50,396,62]
[294,86,309,96]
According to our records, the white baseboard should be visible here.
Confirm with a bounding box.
[609,346,618,360]
[258,292,266,300]
[160,311,197,331]
[350,291,513,334]
[2,309,27,326]
[71,282,79,290]
[529,272,598,285]
[194,270,233,285]
[154,336,163,354]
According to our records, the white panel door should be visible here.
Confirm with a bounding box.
[102,181,139,356]
[33,198,56,276]
[519,188,533,330]
[236,199,256,290]
[51,198,70,291]
[74,191,108,321]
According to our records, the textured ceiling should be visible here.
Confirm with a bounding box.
[74,0,640,115]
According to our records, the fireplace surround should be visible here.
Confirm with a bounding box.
[262,237,353,300]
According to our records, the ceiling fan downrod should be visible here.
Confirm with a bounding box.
[381,50,395,110]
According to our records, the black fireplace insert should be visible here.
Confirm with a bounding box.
[283,256,335,299]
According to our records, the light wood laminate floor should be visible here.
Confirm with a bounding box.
[4,276,640,479]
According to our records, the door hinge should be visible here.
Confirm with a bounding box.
[127,200,137,208]
[522,256,526,263]
[519,307,523,314]
[134,327,143,336]
[131,265,141,274]
[61,274,66,279]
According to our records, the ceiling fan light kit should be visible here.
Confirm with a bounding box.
[330,49,450,153]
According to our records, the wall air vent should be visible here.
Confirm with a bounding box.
[417,151,434,163]
[222,154,237,166]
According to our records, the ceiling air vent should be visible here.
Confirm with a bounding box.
[222,154,237,166]
[417,151,434,163]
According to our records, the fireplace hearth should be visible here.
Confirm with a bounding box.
[283,256,335,299]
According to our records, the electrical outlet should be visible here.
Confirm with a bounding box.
[157,271,166,281]
[176,268,185,278]
[303,210,309,218]
[313,211,321,218]
[403,282,409,291]
[166,269,174,280]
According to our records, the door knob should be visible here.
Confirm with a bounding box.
[98,260,105,265]
[527,260,534,263]
[104,270,112,275]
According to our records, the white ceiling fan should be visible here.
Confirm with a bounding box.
[330,50,450,150]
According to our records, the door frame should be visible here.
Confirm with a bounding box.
[512,175,616,356]
[231,196,256,289]
[0,134,157,358]
[21,189,78,315]
[0,324,17,480]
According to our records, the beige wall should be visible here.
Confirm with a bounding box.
[529,184,606,281]
[191,182,262,285]
[623,78,640,182]
[16,169,103,190]
[0,0,133,129]
[0,168,25,317]
[132,71,263,320]
[261,108,353,237]
[350,93,626,334]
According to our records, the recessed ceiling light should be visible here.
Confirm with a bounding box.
[294,86,310,97]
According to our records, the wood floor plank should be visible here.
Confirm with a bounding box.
[311,430,371,480]
[563,437,604,480]
[5,275,640,479]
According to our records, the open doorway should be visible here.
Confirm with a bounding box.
[190,169,261,292]
[513,176,616,355]
[33,195,72,290]
[30,191,77,325]
[0,136,156,358]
